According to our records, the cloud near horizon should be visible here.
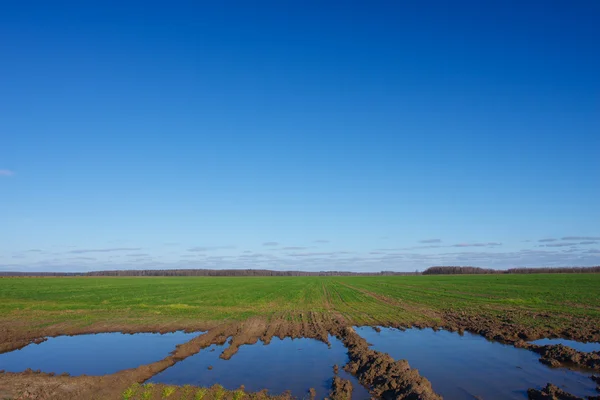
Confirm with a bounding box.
[452,242,502,248]
[187,246,236,252]
[68,247,142,254]
[419,239,442,243]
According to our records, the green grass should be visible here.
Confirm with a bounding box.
[0,274,599,332]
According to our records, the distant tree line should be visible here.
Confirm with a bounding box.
[422,266,497,275]
[0,269,417,277]
[422,266,600,275]
[505,266,600,274]
[85,269,417,277]
[2,266,599,277]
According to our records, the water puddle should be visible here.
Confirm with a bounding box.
[356,327,597,400]
[530,338,600,353]
[149,335,371,399]
[0,331,200,376]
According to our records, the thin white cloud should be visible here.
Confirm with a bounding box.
[187,246,236,252]
[562,236,600,241]
[0,169,15,177]
[419,239,442,244]
[68,247,142,254]
[452,242,502,248]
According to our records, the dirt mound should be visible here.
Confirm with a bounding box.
[443,311,600,344]
[220,312,342,360]
[527,383,600,400]
[340,327,441,399]
[329,376,353,400]
[516,343,600,371]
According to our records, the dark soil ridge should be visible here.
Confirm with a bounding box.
[340,327,442,399]
[441,310,600,344]
[527,383,600,400]
[329,376,353,400]
[514,343,600,372]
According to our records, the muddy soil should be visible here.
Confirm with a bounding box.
[329,376,353,400]
[219,312,336,360]
[2,309,599,399]
[527,383,600,400]
[0,372,291,400]
[0,315,443,399]
[340,327,441,400]
[442,310,600,344]
[515,343,600,372]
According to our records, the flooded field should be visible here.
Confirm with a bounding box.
[0,331,200,376]
[149,335,371,399]
[356,327,597,399]
[529,338,600,353]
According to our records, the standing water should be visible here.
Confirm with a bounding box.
[356,327,597,399]
[0,331,200,376]
[149,335,371,399]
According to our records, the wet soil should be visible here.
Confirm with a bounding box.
[0,315,442,399]
[0,372,291,400]
[441,310,600,344]
[527,383,600,400]
[1,309,599,399]
[515,343,600,372]
[330,376,353,400]
[340,327,441,399]
[530,339,600,353]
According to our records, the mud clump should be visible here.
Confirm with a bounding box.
[443,310,600,344]
[330,376,353,400]
[516,343,600,371]
[527,383,600,400]
[340,327,441,399]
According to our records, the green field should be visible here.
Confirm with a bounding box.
[1,274,599,333]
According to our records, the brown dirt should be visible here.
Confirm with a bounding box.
[0,314,445,399]
[2,309,599,399]
[527,383,600,400]
[329,376,353,400]
[219,313,338,360]
[0,373,290,400]
[340,327,441,399]
[442,310,600,344]
[514,343,600,372]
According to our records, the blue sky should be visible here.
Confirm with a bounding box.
[1,1,599,272]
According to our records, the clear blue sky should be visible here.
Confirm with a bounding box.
[2,1,599,272]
